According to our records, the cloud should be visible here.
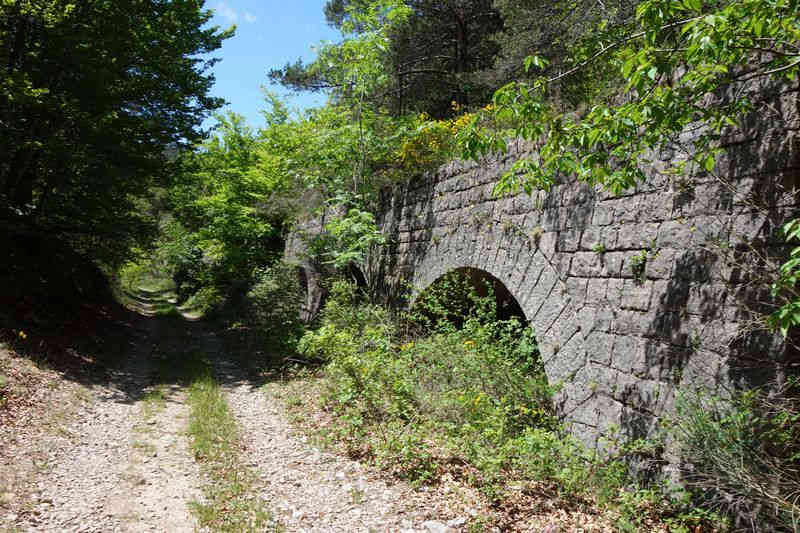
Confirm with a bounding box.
[213,3,257,24]
[214,2,238,24]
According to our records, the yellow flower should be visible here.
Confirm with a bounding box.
[18,330,27,340]
[463,340,474,347]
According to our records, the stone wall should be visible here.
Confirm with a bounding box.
[289,83,800,448]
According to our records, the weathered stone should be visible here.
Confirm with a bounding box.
[620,279,653,311]
[288,111,795,455]
[570,252,603,277]
[584,332,615,366]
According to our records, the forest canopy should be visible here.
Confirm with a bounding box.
[0,0,232,261]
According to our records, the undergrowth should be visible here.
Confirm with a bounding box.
[294,276,732,531]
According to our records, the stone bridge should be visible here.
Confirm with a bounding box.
[289,85,799,447]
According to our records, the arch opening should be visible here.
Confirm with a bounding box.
[409,267,553,432]
[412,267,527,330]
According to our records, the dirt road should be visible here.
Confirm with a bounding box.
[2,293,473,533]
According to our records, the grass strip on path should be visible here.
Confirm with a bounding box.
[183,353,280,532]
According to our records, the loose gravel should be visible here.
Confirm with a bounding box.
[4,320,202,533]
[205,330,477,533]
[4,315,485,533]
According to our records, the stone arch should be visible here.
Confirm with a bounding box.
[407,227,596,442]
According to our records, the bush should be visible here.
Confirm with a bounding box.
[184,286,224,316]
[670,381,800,532]
[203,261,307,370]
[243,263,303,330]
[298,278,559,487]
[295,277,737,530]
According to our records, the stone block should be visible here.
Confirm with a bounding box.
[592,205,615,226]
[692,215,730,245]
[534,293,568,339]
[554,253,573,280]
[601,251,626,277]
[613,309,652,337]
[615,223,659,249]
[566,277,589,304]
[686,283,727,318]
[647,249,675,279]
[605,278,625,306]
[612,335,646,374]
[617,197,641,223]
[557,228,582,252]
[544,330,585,382]
[621,279,653,311]
[643,342,692,383]
[579,226,603,250]
[638,193,674,222]
[586,278,608,302]
[537,231,557,256]
[657,219,693,248]
[571,251,603,277]
[584,332,615,366]
[521,269,557,317]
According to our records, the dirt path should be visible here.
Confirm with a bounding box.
[204,332,475,533]
[3,300,479,533]
[4,316,202,533]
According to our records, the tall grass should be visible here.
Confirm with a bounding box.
[670,382,800,532]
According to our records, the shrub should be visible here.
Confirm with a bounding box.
[299,277,559,487]
[670,381,800,532]
[243,263,303,332]
[184,286,224,316]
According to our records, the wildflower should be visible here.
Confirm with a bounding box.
[18,330,27,340]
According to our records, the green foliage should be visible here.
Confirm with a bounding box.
[630,250,648,283]
[460,0,800,196]
[300,279,558,483]
[295,277,733,528]
[771,218,800,337]
[410,270,500,331]
[230,262,305,358]
[320,207,387,269]
[669,383,800,531]
[277,0,501,118]
[0,0,232,262]
[492,0,637,107]
[184,286,224,316]
[167,111,285,303]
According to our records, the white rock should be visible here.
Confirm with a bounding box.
[423,520,452,533]
[447,516,468,529]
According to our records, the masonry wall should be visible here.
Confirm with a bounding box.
[291,83,800,448]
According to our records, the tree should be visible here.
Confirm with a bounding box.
[461,0,799,196]
[168,112,280,298]
[489,0,639,107]
[271,0,502,117]
[0,0,232,261]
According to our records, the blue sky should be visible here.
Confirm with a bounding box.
[203,1,341,129]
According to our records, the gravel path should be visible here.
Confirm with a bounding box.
[4,311,481,533]
[204,330,474,533]
[6,320,202,533]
